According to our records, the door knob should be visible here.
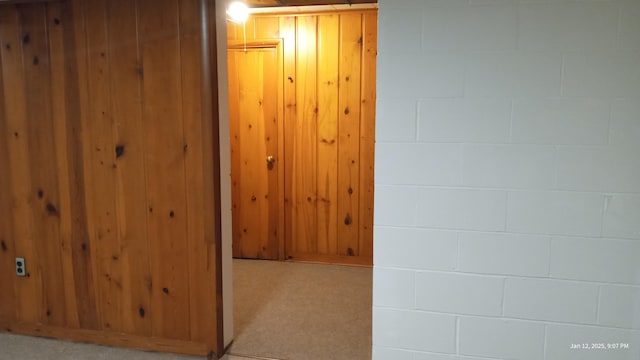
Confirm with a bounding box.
[266,155,275,170]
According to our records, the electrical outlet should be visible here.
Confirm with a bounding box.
[15,257,26,277]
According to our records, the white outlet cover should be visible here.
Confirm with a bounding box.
[15,257,26,277]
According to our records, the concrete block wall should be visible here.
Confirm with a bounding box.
[373,1,640,359]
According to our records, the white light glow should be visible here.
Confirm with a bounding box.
[227,1,249,23]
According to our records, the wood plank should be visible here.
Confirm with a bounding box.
[0,321,211,357]
[84,0,123,332]
[0,22,17,324]
[20,3,67,326]
[0,6,42,324]
[229,48,280,260]
[1,0,225,348]
[316,14,339,255]
[228,50,242,258]
[280,15,296,259]
[243,51,264,258]
[139,0,191,340]
[227,37,281,259]
[276,40,285,261]
[254,16,280,39]
[292,16,318,254]
[336,13,362,257]
[178,0,215,343]
[359,10,376,263]
[284,253,372,266]
[235,50,261,257]
[262,47,280,260]
[245,16,256,40]
[47,1,80,328]
[106,0,152,336]
[65,0,101,329]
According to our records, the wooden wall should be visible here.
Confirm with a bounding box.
[228,9,377,266]
[0,0,223,356]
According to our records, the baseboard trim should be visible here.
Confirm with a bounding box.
[1,321,214,357]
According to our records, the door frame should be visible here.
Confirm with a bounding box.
[217,6,379,357]
[227,39,286,261]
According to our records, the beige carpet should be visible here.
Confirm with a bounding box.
[229,259,372,360]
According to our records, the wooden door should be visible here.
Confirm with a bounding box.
[228,47,280,260]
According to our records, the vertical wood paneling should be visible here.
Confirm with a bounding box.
[21,4,68,326]
[337,13,362,257]
[228,51,242,257]
[179,0,210,343]
[293,16,318,253]
[0,0,223,355]
[255,17,280,38]
[262,49,280,260]
[85,0,122,331]
[106,0,152,336]
[0,9,42,324]
[316,14,339,255]
[359,12,376,260]
[48,2,80,329]
[139,0,191,340]
[67,0,101,330]
[229,48,280,260]
[280,15,297,259]
[0,31,16,324]
[245,17,256,40]
[238,51,262,257]
[230,10,376,266]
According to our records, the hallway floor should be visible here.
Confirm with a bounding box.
[229,259,372,360]
[0,260,372,360]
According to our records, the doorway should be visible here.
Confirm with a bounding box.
[227,10,377,267]
[228,43,283,260]
[223,5,377,360]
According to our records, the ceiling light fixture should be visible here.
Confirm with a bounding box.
[227,1,249,24]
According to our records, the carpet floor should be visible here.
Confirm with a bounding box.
[228,259,372,360]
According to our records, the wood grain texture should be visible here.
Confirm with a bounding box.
[84,0,122,332]
[293,15,318,254]
[280,15,296,260]
[22,2,68,327]
[66,0,101,330]
[47,1,80,329]
[359,11,376,260]
[262,48,280,261]
[0,0,223,355]
[336,13,362,257]
[139,0,191,340]
[0,25,16,324]
[229,11,376,265]
[228,47,280,260]
[106,0,151,336]
[1,4,43,325]
[255,16,280,39]
[179,0,214,344]
[316,14,339,256]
